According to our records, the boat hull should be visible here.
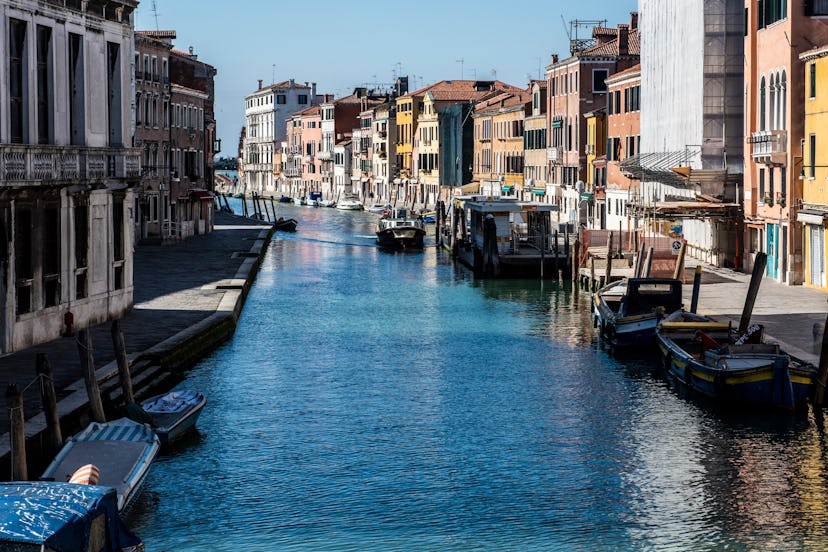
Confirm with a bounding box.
[274,218,298,232]
[142,391,207,445]
[376,228,425,249]
[656,332,816,410]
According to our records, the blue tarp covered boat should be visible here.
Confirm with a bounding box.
[0,482,143,551]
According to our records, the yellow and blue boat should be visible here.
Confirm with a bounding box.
[593,278,683,348]
[656,311,816,410]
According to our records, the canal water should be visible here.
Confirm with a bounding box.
[132,204,828,551]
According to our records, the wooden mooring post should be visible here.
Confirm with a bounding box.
[77,329,106,423]
[571,236,580,284]
[633,241,646,278]
[814,311,828,406]
[590,257,596,292]
[36,353,62,454]
[738,252,767,335]
[111,320,134,404]
[690,265,702,314]
[643,246,654,278]
[673,241,687,280]
[6,383,27,480]
[605,232,614,286]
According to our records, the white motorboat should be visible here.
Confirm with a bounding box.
[336,195,364,210]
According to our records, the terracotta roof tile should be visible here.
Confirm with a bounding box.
[296,105,321,116]
[403,80,522,101]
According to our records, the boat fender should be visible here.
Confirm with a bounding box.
[69,464,100,485]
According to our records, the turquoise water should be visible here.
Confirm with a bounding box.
[131,205,828,551]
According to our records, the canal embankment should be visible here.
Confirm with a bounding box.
[0,210,273,478]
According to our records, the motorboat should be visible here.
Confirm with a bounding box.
[336,195,364,211]
[41,418,160,512]
[593,278,683,348]
[0,482,143,551]
[293,197,306,206]
[320,199,336,208]
[278,195,292,203]
[368,203,390,214]
[375,208,426,250]
[141,390,207,445]
[308,192,323,207]
[656,310,817,410]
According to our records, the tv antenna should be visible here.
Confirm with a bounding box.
[456,59,464,80]
[560,16,607,55]
[151,0,160,30]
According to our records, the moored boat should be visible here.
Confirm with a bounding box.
[320,199,336,208]
[293,197,307,206]
[368,203,390,214]
[592,278,683,348]
[41,418,160,512]
[278,195,292,203]
[141,390,207,445]
[336,194,363,210]
[0,482,144,551]
[375,208,426,250]
[656,310,817,410]
[274,217,298,232]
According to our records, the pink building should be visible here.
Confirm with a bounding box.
[299,105,323,196]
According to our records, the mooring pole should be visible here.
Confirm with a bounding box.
[738,252,767,335]
[77,329,106,423]
[572,237,580,284]
[690,265,702,314]
[111,320,134,404]
[36,354,62,454]
[7,384,27,481]
[814,312,828,406]
[673,241,687,281]
[634,241,646,278]
[643,246,654,278]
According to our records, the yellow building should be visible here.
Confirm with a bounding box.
[584,109,607,227]
[800,46,828,290]
[472,91,531,198]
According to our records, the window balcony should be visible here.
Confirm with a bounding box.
[317,151,332,161]
[0,145,141,184]
[546,147,560,162]
[585,144,596,155]
[749,130,787,166]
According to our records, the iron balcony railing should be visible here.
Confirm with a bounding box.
[0,145,141,183]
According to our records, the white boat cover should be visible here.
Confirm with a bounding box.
[143,390,201,414]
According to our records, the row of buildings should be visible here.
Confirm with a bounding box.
[0,0,217,354]
[239,0,828,293]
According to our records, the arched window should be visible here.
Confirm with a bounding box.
[760,77,767,131]
[769,74,777,130]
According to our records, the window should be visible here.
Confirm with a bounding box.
[10,19,27,144]
[69,33,85,145]
[74,200,88,300]
[36,26,52,145]
[807,0,828,16]
[811,134,817,179]
[593,69,609,92]
[760,77,767,131]
[759,167,766,201]
[758,0,787,27]
[811,63,817,100]
[298,94,308,105]
[277,94,286,104]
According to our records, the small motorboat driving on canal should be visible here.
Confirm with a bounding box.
[41,418,160,512]
[656,311,817,410]
[141,389,207,445]
[593,278,683,348]
[0,482,144,552]
[336,194,364,211]
[274,217,298,232]
[375,208,426,250]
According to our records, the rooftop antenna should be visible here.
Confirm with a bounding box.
[561,15,607,55]
[272,64,276,85]
[456,59,464,80]
[151,0,160,31]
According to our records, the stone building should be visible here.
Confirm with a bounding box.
[0,0,140,352]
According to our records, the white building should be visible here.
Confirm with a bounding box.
[0,0,140,352]
[243,79,317,194]
[333,139,353,198]
[633,0,744,267]
[372,102,396,204]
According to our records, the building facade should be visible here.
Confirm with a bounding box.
[0,0,140,352]
[604,64,641,234]
[744,0,828,284]
[523,81,549,202]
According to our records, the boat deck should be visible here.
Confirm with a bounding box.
[45,440,148,497]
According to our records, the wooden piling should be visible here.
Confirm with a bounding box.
[738,252,767,335]
[690,265,702,314]
[605,253,613,286]
[111,320,134,404]
[6,384,27,481]
[813,311,828,406]
[590,257,596,292]
[634,241,645,278]
[607,232,613,261]
[571,237,580,283]
[77,329,106,423]
[36,354,62,454]
[643,246,654,278]
[673,241,687,280]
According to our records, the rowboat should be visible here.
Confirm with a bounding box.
[593,278,683,348]
[656,310,817,410]
[141,390,207,445]
[0,482,143,551]
[274,217,298,232]
[42,418,160,512]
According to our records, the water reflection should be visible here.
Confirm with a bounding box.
[133,203,828,551]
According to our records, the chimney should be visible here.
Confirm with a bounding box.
[617,24,630,56]
[550,54,559,65]
[289,78,295,88]
[312,82,317,98]
[630,11,639,31]
[258,79,263,90]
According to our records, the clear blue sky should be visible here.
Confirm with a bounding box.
[134,0,637,158]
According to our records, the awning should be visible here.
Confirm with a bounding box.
[532,189,546,195]
[458,182,480,194]
[501,185,514,193]
[189,190,213,200]
[798,209,828,225]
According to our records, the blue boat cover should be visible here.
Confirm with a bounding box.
[0,482,141,551]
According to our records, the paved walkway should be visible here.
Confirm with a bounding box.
[0,211,271,435]
[683,259,828,365]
